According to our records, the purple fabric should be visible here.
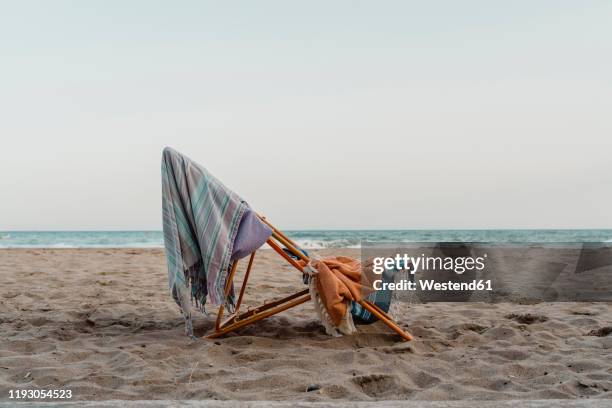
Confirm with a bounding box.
[231,208,272,260]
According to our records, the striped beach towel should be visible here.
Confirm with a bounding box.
[351,264,401,324]
[161,147,248,335]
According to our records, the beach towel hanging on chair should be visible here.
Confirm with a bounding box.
[161,147,271,336]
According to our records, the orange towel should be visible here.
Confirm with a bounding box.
[306,256,373,326]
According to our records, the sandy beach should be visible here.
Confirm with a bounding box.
[1,248,611,402]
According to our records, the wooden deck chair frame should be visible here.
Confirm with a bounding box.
[206,215,413,341]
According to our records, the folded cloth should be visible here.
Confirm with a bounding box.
[232,208,272,261]
[351,266,395,324]
[161,147,270,335]
[351,258,408,323]
[307,257,373,329]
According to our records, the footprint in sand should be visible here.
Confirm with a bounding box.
[505,313,548,324]
[352,374,400,397]
[586,326,612,337]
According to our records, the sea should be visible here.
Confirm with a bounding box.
[1,230,611,249]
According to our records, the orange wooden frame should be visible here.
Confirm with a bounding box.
[206,215,413,341]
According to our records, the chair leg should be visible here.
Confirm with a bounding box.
[207,291,311,338]
[217,252,257,328]
[358,300,413,341]
[214,260,239,331]
[234,252,256,312]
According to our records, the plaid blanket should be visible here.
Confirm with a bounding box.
[161,147,248,335]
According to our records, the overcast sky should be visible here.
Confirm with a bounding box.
[1,1,611,230]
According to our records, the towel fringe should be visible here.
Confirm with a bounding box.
[308,276,356,337]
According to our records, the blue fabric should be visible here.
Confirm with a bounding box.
[351,263,411,324]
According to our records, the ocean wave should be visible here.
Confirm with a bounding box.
[292,239,361,249]
[0,243,164,249]
[1,230,611,249]
[0,240,358,249]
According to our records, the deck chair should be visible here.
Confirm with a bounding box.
[207,214,413,341]
[161,146,412,341]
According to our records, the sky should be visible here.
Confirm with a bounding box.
[1,1,611,230]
